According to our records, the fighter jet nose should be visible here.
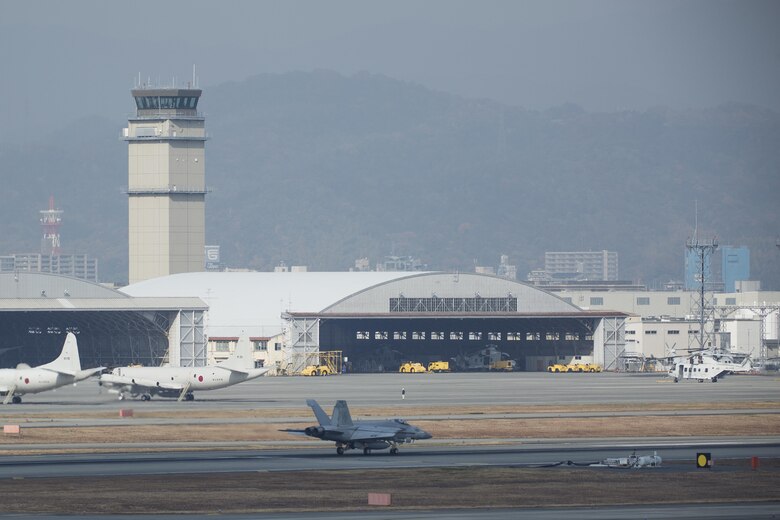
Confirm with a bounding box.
[417,430,432,440]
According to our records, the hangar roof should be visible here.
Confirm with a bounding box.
[122,272,413,338]
[0,297,206,312]
[0,272,206,312]
[121,271,607,338]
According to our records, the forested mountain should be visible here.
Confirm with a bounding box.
[1,70,778,288]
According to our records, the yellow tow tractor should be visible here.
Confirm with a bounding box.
[399,362,428,373]
[547,363,568,373]
[566,363,602,373]
[489,359,516,371]
[301,364,332,376]
[427,361,451,373]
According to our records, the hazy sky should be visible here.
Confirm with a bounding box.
[1,0,778,143]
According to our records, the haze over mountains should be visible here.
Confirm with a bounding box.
[1,71,778,288]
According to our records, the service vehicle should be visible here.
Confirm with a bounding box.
[427,361,450,373]
[489,359,515,371]
[399,362,428,373]
[547,363,568,373]
[566,363,602,373]
[301,364,332,376]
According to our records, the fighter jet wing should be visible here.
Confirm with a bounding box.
[346,426,404,442]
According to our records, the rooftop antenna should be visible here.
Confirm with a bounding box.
[193,64,196,88]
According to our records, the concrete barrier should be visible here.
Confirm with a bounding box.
[119,409,134,417]
[367,493,391,506]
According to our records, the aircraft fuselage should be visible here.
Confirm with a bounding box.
[0,368,76,395]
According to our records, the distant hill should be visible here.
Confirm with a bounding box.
[1,70,778,289]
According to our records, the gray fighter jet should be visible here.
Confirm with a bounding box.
[284,399,432,455]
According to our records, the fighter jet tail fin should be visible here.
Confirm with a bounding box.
[331,400,354,427]
[39,332,82,375]
[306,399,332,426]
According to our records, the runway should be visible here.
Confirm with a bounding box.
[0,438,778,479]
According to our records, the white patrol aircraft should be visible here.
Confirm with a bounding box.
[0,333,104,404]
[98,334,270,401]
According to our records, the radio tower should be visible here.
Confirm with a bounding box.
[686,204,718,352]
[40,195,63,256]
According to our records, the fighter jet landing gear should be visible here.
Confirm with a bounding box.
[11,396,21,404]
[184,393,195,401]
[390,447,399,455]
[140,394,152,401]
[363,447,371,455]
[336,446,345,455]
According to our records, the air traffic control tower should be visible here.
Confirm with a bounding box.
[123,87,207,284]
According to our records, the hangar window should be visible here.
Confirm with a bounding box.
[431,331,444,340]
[468,332,483,340]
[389,296,517,313]
[488,332,501,341]
[274,343,282,351]
[526,332,540,341]
[507,332,521,341]
[546,332,559,341]
[412,331,426,340]
[450,331,464,340]
[393,331,407,340]
[667,297,681,305]
[637,297,650,305]
[584,334,593,341]
[645,330,658,335]
[590,297,604,306]
[626,330,636,335]
[356,331,370,340]
[253,340,267,351]
[668,330,680,335]
[374,331,388,340]
[214,341,230,353]
[565,333,578,341]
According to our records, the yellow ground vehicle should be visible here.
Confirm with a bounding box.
[566,363,602,373]
[548,362,602,373]
[489,360,515,371]
[427,361,450,373]
[301,365,332,376]
[399,362,428,373]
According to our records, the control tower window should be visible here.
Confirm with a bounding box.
[134,96,199,110]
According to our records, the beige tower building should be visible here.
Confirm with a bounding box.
[123,88,207,284]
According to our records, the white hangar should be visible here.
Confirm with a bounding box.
[123,271,629,372]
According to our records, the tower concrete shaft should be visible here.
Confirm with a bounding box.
[123,88,207,284]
